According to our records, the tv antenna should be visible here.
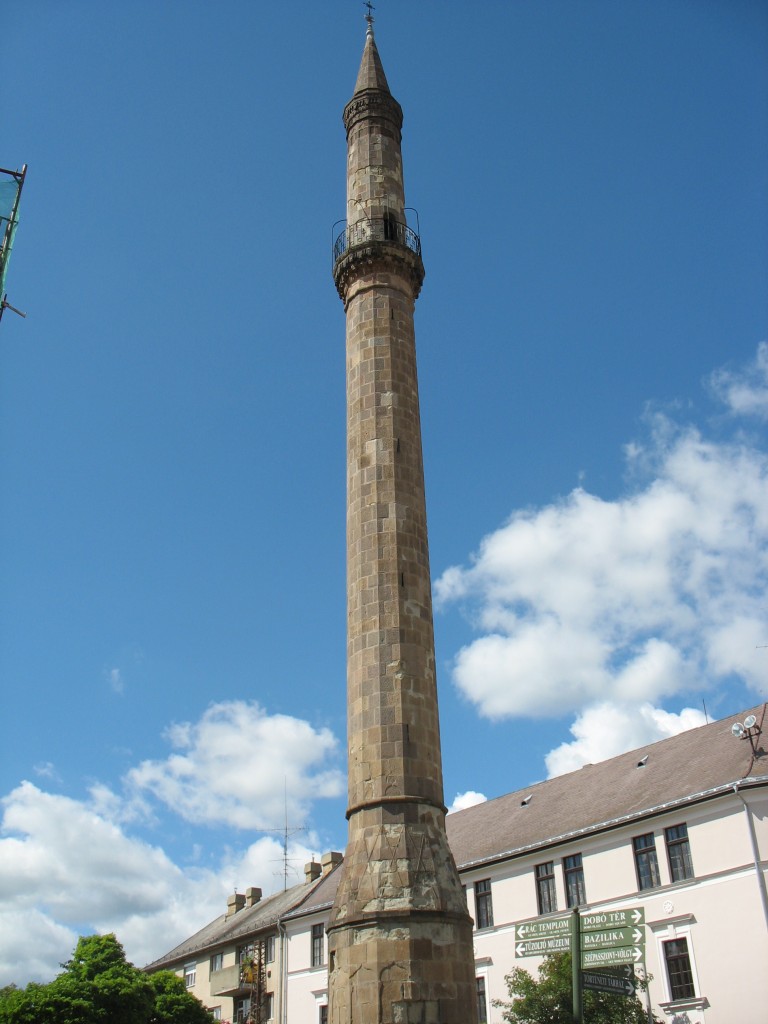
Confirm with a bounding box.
[258,781,307,890]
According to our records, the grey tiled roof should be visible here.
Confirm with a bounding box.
[145,877,321,970]
[446,703,767,871]
[282,863,342,921]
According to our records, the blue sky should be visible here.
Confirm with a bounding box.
[1,0,767,985]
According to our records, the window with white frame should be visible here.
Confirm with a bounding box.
[210,952,224,973]
[312,923,325,967]
[663,938,696,1000]
[237,942,253,965]
[665,823,694,882]
[632,832,661,890]
[475,879,494,929]
[263,992,274,1020]
[183,962,196,988]
[265,934,276,963]
[563,852,586,907]
[235,997,251,1023]
[319,1004,328,1024]
[210,1008,222,1021]
[535,861,557,914]
[476,976,488,1024]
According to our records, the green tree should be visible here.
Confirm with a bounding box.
[0,935,214,1024]
[495,952,659,1024]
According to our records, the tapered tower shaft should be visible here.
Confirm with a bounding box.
[327,22,478,1024]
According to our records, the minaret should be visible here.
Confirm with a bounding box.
[327,17,478,1024]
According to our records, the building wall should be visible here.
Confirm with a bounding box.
[284,910,328,1024]
[285,788,768,1024]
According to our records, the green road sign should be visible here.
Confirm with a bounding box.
[515,918,571,940]
[582,945,644,968]
[515,935,571,958]
[581,907,644,931]
[581,926,645,951]
[582,967,637,998]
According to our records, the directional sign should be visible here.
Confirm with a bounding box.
[514,918,571,940]
[582,945,644,968]
[581,907,644,931]
[515,935,571,958]
[582,968,637,998]
[581,926,645,951]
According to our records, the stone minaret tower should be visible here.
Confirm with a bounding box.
[327,18,478,1024]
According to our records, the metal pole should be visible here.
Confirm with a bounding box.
[570,907,582,1023]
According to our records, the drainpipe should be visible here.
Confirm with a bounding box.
[733,782,768,932]
[277,918,287,1024]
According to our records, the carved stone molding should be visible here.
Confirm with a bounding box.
[333,240,424,305]
[343,90,403,138]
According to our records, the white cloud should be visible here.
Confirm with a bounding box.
[448,791,487,814]
[107,667,125,694]
[436,344,768,766]
[710,341,768,420]
[544,702,707,777]
[126,700,344,830]
[0,702,344,986]
[0,780,321,987]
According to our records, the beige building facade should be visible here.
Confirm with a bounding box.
[295,705,768,1024]
[150,705,768,1024]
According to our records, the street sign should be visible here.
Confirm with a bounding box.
[514,918,571,940]
[515,935,571,958]
[582,967,637,998]
[582,945,644,968]
[581,907,644,931]
[581,926,645,951]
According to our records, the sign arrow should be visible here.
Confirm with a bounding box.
[515,935,571,958]
[582,945,644,968]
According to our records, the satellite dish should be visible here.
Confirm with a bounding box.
[732,722,745,737]
[744,714,757,729]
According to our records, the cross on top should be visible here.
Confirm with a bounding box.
[364,1,375,26]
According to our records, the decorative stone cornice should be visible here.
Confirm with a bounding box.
[343,90,403,139]
[333,239,424,305]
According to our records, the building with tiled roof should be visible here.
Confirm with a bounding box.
[150,705,768,1024]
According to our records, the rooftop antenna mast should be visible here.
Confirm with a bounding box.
[0,165,28,325]
[258,780,307,890]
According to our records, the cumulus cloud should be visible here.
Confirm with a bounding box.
[448,791,487,814]
[710,341,768,419]
[544,703,707,777]
[436,344,768,766]
[0,701,343,986]
[0,780,321,986]
[126,700,344,830]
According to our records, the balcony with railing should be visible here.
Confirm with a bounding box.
[332,216,421,265]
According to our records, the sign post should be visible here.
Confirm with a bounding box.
[570,908,582,1024]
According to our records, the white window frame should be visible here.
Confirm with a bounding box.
[648,914,707,1014]
[183,961,196,988]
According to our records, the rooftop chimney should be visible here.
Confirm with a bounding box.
[226,893,246,917]
[322,851,343,876]
[305,861,322,883]
[244,887,262,908]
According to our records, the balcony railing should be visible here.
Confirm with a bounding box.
[333,217,421,264]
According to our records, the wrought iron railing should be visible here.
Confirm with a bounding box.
[333,217,421,264]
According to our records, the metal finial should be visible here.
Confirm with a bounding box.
[364,1,375,36]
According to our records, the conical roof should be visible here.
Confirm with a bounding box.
[353,27,391,95]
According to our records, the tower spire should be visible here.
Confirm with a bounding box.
[327,26,479,1024]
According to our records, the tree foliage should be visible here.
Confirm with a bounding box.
[495,952,659,1024]
[0,935,214,1024]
